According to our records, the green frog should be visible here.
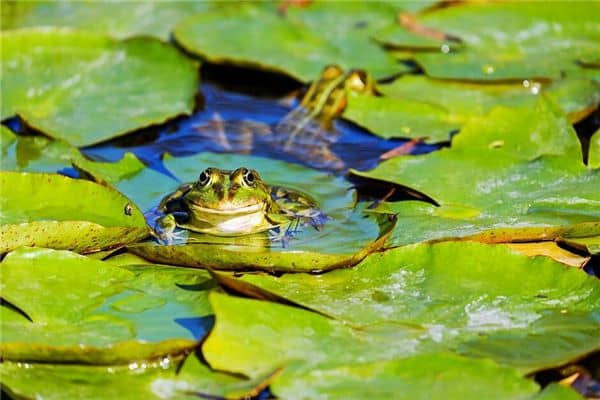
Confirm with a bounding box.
[194,65,375,171]
[153,167,325,244]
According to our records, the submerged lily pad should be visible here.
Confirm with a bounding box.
[125,152,395,272]
[0,1,210,40]
[0,247,213,363]
[0,171,147,254]
[378,2,600,80]
[221,241,600,373]
[1,28,198,146]
[174,2,404,82]
[0,352,275,399]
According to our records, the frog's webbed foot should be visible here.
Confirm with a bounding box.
[152,214,188,245]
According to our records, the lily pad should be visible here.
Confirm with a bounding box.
[0,171,147,254]
[1,126,146,181]
[0,247,213,363]
[1,28,198,146]
[203,291,424,378]
[272,354,540,400]
[377,2,600,80]
[0,353,275,399]
[350,99,599,246]
[378,75,600,124]
[590,128,600,169]
[125,152,395,272]
[174,2,404,82]
[223,241,600,373]
[1,1,210,40]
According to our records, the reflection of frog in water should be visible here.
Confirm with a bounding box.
[194,65,375,171]
[153,167,326,244]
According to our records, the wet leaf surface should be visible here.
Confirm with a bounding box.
[378,2,600,80]
[351,99,600,246]
[1,247,212,363]
[272,354,540,400]
[0,171,147,253]
[218,242,600,373]
[1,1,210,40]
[174,2,406,82]
[1,28,198,146]
[0,353,274,400]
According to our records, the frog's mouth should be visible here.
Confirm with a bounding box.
[188,202,264,215]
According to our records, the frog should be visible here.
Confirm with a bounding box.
[192,65,376,172]
[153,167,325,244]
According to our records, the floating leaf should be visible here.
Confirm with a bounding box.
[589,128,600,169]
[0,171,147,254]
[226,242,600,373]
[125,152,395,272]
[377,2,600,80]
[1,127,146,181]
[203,292,423,378]
[1,28,198,146]
[378,75,600,124]
[505,242,589,268]
[1,1,209,40]
[272,354,539,400]
[174,2,404,82]
[0,353,274,399]
[0,247,212,363]
[350,99,599,246]
[344,92,457,142]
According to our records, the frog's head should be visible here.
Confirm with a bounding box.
[184,167,272,213]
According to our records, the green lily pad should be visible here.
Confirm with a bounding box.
[223,241,600,373]
[1,1,210,40]
[378,2,600,80]
[1,247,213,363]
[1,126,146,182]
[350,98,599,246]
[174,2,404,82]
[0,171,147,254]
[125,152,395,272]
[378,75,600,124]
[0,353,275,399]
[203,291,424,378]
[272,353,539,400]
[460,311,600,374]
[590,128,600,169]
[1,28,198,146]
[344,91,458,142]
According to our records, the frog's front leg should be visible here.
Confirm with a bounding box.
[152,213,188,245]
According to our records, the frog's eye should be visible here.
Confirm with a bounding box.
[198,169,211,186]
[242,169,256,186]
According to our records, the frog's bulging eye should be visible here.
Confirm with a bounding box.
[198,169,211,186]
[243,169,256,186]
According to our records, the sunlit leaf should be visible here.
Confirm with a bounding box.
[0,171,147,253]
[174,2,405,82]
[350,100,599,246]
[1,28,198,146]
[225,242,600,373]
[0,353,274,399]
[272,354,539,400]
[0,247,212,363]
[0,1,209,40]
[377,2,600,80]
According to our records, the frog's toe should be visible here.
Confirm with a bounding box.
[155,229,187,245]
